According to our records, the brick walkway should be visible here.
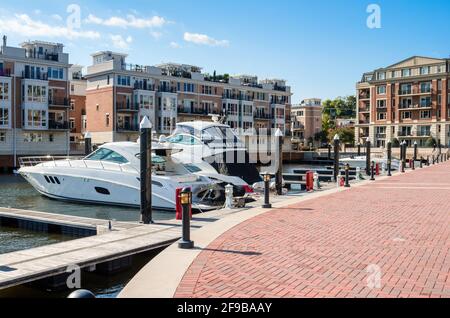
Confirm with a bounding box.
[175,162,450,298]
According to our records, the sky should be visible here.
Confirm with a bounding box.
[0,0,450,102]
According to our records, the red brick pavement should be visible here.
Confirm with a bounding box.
[175,162,450,298]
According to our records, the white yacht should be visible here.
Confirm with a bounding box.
[165,121,263,197]
[18,142,223,211]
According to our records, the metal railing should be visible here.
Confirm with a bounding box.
[19,156,139,174]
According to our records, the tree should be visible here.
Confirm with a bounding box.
[425,137,437,148]
[391,138,400,148]
[328,127,355,145]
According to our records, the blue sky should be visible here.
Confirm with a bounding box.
[0,0,449,102]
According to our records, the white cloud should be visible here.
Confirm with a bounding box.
[86,14,167,29]
[110,34,133,49]
[183,32,229,47]
[170,41,181,49]
[150,31,162,40]
[0,13,100,40]
[34,9,41,15]
[51,14,63,21]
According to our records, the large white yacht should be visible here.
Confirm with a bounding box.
[166,121,263,196]
[18,142,224,211]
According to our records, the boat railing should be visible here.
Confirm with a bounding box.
[18,156,139,174]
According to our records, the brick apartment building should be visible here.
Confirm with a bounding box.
[291,98,323,147]
[0,37,71,169]
[85,51,292,144]
[356,56,450,148]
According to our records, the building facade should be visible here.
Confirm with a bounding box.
[356,56,450,148]
[68,65,87,147]
[291,98,322,147]
[85,52,292,144]
[0,37,71,169]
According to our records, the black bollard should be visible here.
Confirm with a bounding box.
[401,141,407,172]
[432,155,435,164]
[420,156,423,168]
[387,141,392,177]
[344,164,350,187]
[412,158,415,170]
[328,144,332,160]
[140,116,153,224]
[333,134,340,182]
[178,187,194,249]
[365,138,371,176]
[275,129,284,196]
[357,143,361,156]
[262,173,272,209]
[427,155,430,166]
[84,132,92,156]
[68,289,96,298]
[413,141,418,162]
[370,161,375,181]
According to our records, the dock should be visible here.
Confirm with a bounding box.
[0,206,244,290]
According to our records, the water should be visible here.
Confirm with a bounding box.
[0,174,176,298]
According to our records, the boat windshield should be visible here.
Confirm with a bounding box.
[167,134,201,145]
[85,148,129,164]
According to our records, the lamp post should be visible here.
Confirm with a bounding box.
[275,129,284,196]
[333,134,340,182]
[357,142,361,156]
[387,141,392,176]
[413,141,418,162]
[178,188,194,249]
[262,173,272,209]
[140,116,153,224]
[365,137,371,176]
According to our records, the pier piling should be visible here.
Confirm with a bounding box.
[178,188,194,249]
[140,116,153,225]
[365,137,371,176]
[333,134,340,182]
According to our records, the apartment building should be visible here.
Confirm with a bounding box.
[85,51,292,144]
[356,56,450,148]
[291,98,323,147]
[0,36,71,169]
[69,65,87,146]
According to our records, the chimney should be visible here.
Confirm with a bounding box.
[2,35,6,48]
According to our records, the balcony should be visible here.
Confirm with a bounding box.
[359,92,370,100]
[116,101,139,112]
[22,71,48,81]
[134,83,155,91]
[158,86,177,93]
[49,97,69,107]
[254,112,271,120]
[0,69,12,77]
[48,120,69,130]
[375,133,386,139]
[273,85,287,92]
[398,87,434,96]
[399,103,432,110]
[116,123,139,132]
[25,51,59,62]
[398,131,413,137]
[222,94,254,101]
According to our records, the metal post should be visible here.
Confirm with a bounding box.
[419,156,423,168]
[427,155,430,166]
[140,116,153,224]
[402,141,407,172]
[327,144,331,160]
[432,155,435,164]
[357,143,361,157]
[365,137,371,176]
[262,173,272,209]
[178,188,194,249]
[411,157,415,170]
[274,129,284,196]
[84,132,92,156]
[413,141,418,162]
[370,161,375,181]
[333,134,340,182]
[387,141,392,177]
[344,164,350,187]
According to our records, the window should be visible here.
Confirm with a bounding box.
[420,66,430,75]
[401,112,411,119]
[377,72,385,80]
[377,86,386,95]
[86,148,129,164]
[420,97,431,108]
[0,132,5,142]
[0,108,8,126]
[26,85,47,103]
[400,98,412,109]
[48,67,64,80]
[420,82,431,93]
[400,84,411,95]
[49,134,54,142]
[402,69,411,77]
[26,110,47,128]
[377,112,387,120]
[0,82,9,100]
[377,100,386,108]
[418,126,431,136]
[420,110,431,119]
[69,118,75,129]
[117,75,131,86]
[70,100,75,111]
[23,133,43,142]
[106,113,110,127]
[167,135,201,145]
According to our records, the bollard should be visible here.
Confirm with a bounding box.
[357,143,361,157]
[178,188,194,249]
[84,132,92,156]
[336,173,342,188]
[328,144,332,160]
[333,134,340,182]
[419,156,423,168]
[411,158,415,170]
[313,172,321,190]
[401,141,407,172]
[305,171,314,191]
[224,184,233,209]
[375,163,380,176]
[262,173,272,209]
[68,289,96,298]
[387,141,392,177]
[344,164,350,188]
[413,141,418,162]
[427,155,430,166]
[365,137,371,176]
[401,159,405,173]
[381,162,386,174]
[275,129,284,196]
[432,155,435,165]
[370,161,375,180]
[140,116,153,224]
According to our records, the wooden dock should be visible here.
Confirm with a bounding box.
[0,207,236,290]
